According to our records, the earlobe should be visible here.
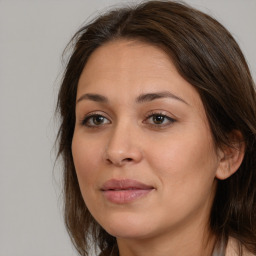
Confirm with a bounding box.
[215,131,245,180]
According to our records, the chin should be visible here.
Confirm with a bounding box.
[106,226,153,240]
[98,211,156,240]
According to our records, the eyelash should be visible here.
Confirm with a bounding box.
[143,111,176,128]
[81,112,111,128]
[80,111,176,129]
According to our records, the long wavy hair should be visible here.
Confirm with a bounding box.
[56,1,256,255]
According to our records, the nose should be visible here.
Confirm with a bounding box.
[104,123,143,167]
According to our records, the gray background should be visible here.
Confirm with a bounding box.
[0,0,255,255]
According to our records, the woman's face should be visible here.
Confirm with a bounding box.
[72,40,221,241]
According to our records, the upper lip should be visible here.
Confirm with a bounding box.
[101,179,154,191]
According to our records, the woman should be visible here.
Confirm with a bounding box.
[56,1,256,255]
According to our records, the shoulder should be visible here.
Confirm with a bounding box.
[226,237,255,256]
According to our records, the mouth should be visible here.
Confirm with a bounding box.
[101,179,155,204]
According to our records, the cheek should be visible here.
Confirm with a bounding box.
[146,135,218,226]
[148,129,218,194]
[71,134,103,188]
[71,133,108,217]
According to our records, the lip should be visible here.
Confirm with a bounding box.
[101,179,155,204]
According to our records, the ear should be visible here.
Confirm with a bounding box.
[215,130,245,180]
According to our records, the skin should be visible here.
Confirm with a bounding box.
[72,39,242,256]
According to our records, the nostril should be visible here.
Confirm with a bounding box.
[124,158,133,162]
[106,157,133,165]
[106,159,113,164]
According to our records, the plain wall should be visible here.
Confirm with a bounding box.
[0,0,255,255]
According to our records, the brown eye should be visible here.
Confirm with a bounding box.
[144,113,176,128]
[152,115,165,124]
[93,116,105,125]
[82,114,110,127]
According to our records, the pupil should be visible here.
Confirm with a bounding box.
[153,115,164,124]
[94,116,104,125]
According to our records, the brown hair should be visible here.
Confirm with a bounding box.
[56,1,256,255]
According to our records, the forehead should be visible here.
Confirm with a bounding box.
[79,39,176,82]
[77,39,202,108]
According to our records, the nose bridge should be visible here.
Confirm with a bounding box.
[104,118,142,165]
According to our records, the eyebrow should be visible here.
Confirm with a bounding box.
[76,91,188,105]
[76,93,108,104]
[136,91,188,105]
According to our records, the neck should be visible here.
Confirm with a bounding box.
[116,229,216,256]
[116,206,217,256]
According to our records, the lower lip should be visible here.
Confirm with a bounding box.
[102,189,153,204]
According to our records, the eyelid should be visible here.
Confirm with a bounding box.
[144,110,176,119]
[143,110,177,127]
[78,110,176,128]
[80,111,111,127]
